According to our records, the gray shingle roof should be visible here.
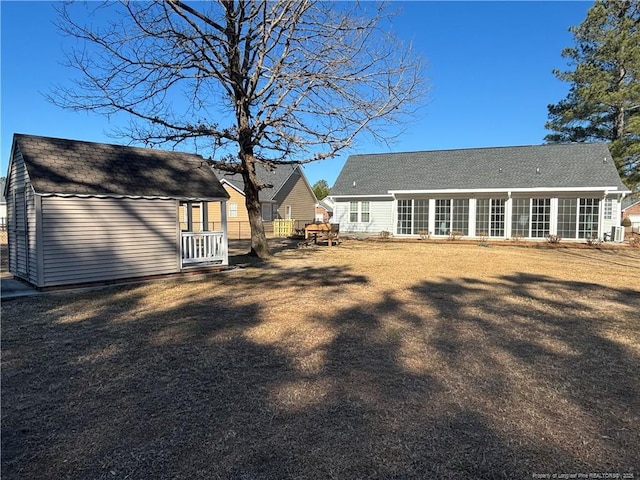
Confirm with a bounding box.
[331,143,628,196]
[622,193,640,210]
[214,163,298,201]
[12,134,229,200]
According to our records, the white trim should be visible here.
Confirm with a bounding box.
[220,178,246,196]
[388,187,628,195]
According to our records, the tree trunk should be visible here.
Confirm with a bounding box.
[241,156,271,259]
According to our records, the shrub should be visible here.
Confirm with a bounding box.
[511,234,524,243]
[379,230,391,240]
[417,230,430,240]
[586,234,601,247]
[448,231,464,241]
[545,234,562,244]
[622,216,632,227]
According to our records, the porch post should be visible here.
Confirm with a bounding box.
[202,202,209,231]
[221,200,229,265]
[186,203,193,231]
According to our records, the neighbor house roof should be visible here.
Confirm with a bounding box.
[214,163,301,201]
[622,193,640,210]
[331,143,629,196]
[10,134,229,200]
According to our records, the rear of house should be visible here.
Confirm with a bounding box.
[331,144,630,242]
[5,134,229,289]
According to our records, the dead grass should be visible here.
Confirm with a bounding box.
[2,239,639,479]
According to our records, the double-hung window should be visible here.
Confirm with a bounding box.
[349,201,370,223]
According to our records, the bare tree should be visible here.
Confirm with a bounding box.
[51,0,428,257]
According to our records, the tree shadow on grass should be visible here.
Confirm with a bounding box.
[1,265,638,479]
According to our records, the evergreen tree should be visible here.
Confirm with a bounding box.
[545,0,640,190]
[312,180,330,200]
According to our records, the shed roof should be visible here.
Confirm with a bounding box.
[331,143,629,196]
[11,134,229,200]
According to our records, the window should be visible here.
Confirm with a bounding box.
[361,201,370,223]
[603,199,613,220]
[557,199,577,238]
[349,201,358,222]
[511,199,530,237]
[435,199,451,235]
[262,203,273,221]
[396,199,429,235]
[476,199,489,237]
[578,198,599,239]
[285,205,292,220]
[414,199,429,233]
[476,198,505,237]
[228,203,238,218]
[490,199,505,237]
[349,201,370,223]
[397,200,412,234]
[451,199,469,235]
[531,198,550,238]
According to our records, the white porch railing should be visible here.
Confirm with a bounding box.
[181,231,227,267]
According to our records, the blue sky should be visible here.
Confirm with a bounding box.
[1,1,592,187]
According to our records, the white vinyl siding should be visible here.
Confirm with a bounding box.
[6,150,33,281]
[335,199,393,233]
[40,196,179,287]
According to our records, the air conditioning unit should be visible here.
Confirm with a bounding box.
[611,226,624,242]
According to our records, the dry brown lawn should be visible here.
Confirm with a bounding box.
[2,239,639,479]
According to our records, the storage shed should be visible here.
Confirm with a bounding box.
[4,133,230,289]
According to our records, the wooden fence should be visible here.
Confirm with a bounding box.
[272,219,296,237]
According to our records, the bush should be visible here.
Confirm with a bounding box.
[586,234,601,247]
[545,234,562,244]
[417,230,430,240]
[448,231,464,241]
[622,216,632,227]
[379,230,391,240]
[511,234,524,243]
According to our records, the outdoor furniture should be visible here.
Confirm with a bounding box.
[304,223,340,246]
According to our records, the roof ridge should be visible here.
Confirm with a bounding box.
[347,142,607,158]
[15,133,205,161]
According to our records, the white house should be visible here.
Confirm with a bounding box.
[330,144,630,242]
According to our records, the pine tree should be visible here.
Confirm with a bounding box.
[545,0,640,190]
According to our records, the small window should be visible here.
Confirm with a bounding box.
[603,199,613,220]
[228,203,238,218]
[360,201,370,223]
[285,205,292,220]
[349,201,358,223]
[262,203,273,221]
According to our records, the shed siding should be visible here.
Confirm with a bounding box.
[6,149,32,280]
[40,197,179,287]
[26,186,38,285]
[334,199,394,234]
[274,172,316,224]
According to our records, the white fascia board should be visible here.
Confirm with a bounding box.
[220,179,246,196]
[331,194,394,199]
[388,186,627,195]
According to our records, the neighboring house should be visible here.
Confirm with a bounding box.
[331,143,630,241]
[4,133,230,289]
[622,194,640,232]
[212,164,317,237]
[315,197,334,223]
